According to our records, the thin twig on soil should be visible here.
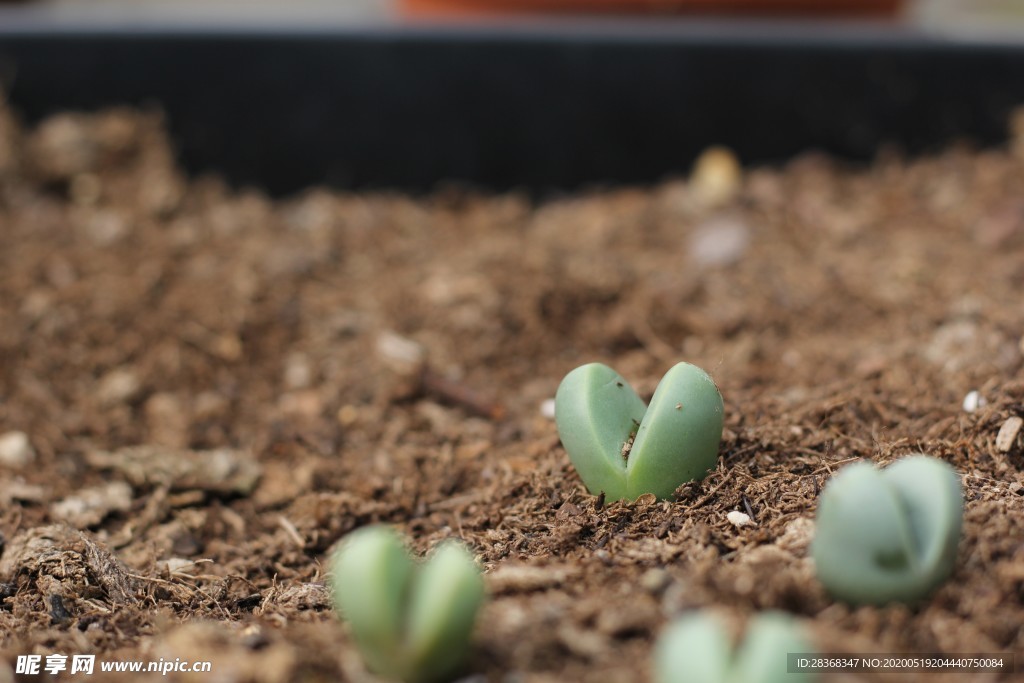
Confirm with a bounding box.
[421,369,506,420]
[278,515,306,549]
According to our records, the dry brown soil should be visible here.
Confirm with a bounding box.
[0,101,1023,683]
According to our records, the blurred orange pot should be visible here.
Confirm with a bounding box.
[401,0,904,17]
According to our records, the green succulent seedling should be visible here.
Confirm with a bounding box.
[330,526,485,683]
[811,455,963,605]
[554,362,724,501]
[654,611,817,683]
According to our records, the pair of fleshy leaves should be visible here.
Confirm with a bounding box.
[811,455,963,605]
[555,362,724,501]
[655,611,815,683]
[331,527,484,683]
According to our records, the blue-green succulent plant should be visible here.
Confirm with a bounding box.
[554,362,724,501]
[331,526,484,683]
[811,455,963,605]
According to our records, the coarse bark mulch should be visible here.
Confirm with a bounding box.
[0,100,1023,682]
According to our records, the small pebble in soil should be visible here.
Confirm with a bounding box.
[0,431,35,468]
[688,214,750,267]
[337,404,361,427]
[283,352,314,390]
[690,145,742,209]
[727,510,753,527]
[962,390,986,413]
[639,568,671,594]
[540,398,556,420]
[996,416,1023,453]
[376,331,426,375]
[96,367,142,407]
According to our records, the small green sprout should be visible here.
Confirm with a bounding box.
[330,526,484,683]
[811,455,963,605]
[554,362,724,501]
[654,611,817,683]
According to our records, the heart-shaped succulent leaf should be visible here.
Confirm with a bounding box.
[654,611,816,683]
[404,542,485,683]
[554,362,724,501]
[331,526,484,683]
[811,455,963,605]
